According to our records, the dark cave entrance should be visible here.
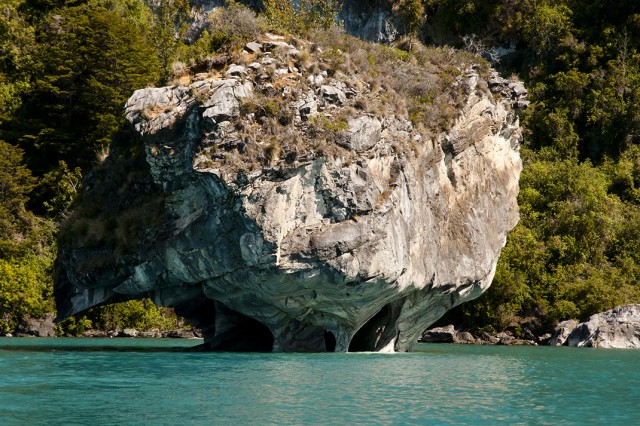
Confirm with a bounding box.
[204,301,275,351]
[348,304,394,352]
[219,314,274,352]
[324,331,336,352]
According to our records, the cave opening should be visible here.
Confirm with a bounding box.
[204,302,275,351]
[348,304,392,352]
[324,331,336,352]
[230,316,274,352]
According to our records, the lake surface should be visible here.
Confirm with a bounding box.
[0,338,638,425]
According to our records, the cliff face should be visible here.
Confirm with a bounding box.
[55,32,523,352]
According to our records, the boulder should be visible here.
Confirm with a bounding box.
[564,305,640,348]
[165,329,198,339]
[245,41,262,54]
[495,331,515,345]
[225,65,247,78]
[420,325,456,343]
[17,313,55,337]
[340,116,381,151]
[508,81,528,97]
[479,332,499,344]
[263,41,295,52]
[200,80,253,124]
[549,319,579,346]
[120,328,139,338]
[84,329,108,338]
[319,85,346,105]
[455,331,476,344]
[139,330,162,338]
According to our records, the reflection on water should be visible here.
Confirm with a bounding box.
[0,338,639,425]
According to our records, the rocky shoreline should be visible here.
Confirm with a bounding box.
[1,312,202,339]
[8,305,639,348]
[421,304,640,349]
[419,324,545,346]
[3,328,202,339]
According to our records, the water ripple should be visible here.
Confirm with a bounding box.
[0,339,639,425]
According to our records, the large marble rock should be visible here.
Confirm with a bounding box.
[562,305,640,349]
[55,35,523,352]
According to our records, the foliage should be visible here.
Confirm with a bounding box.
[57,299,180,335]
[147,0,191,82]
[2,0,640,339]
[0,139,53,258]
[445,156,640,333]
[0,0,35,125]
[393,0,424,36]
[0,0,161,222]
[263,0,342,34]
[206,1,262,53]
[0,254,54,334]
[0,140,35,236]
[424,0,501,40]
[40,161,83,219]
[522,3,574,57]
[0,0,180,334]
[90,299,179,332]
[418,0,640,336]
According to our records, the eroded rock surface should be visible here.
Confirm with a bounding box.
[55,35,523,352]
[549,319,579,346]
[553,305,640,349]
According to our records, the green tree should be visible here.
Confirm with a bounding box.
[1,3,161,214]
[522,3,574,58]
[424,0,501,38]
[0,0,35,125]
[450,156,640,332]
[148,0,190,82]
[0,140,47,257]
[263,0,342,34]
[40,161,83,219]
[393,0,424,37]
[90,299,179,332]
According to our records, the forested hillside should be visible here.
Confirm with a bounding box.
[423,0,640,336]
[1,0,639,337]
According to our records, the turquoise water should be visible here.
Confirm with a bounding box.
[0,338,638,425]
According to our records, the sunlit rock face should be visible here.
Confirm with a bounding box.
[55,36,523,352]
[551,305,640,349]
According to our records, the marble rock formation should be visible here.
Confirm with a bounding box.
[550,305,640,348]
[55,37,523,352]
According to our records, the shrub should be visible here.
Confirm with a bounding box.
[89,299,179,332]
[0,255,54,334]
[57,298,181,335]
[393,0,425,36]
[309,114,348,132]
[263,0,342,34]
[208,1,262,52]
